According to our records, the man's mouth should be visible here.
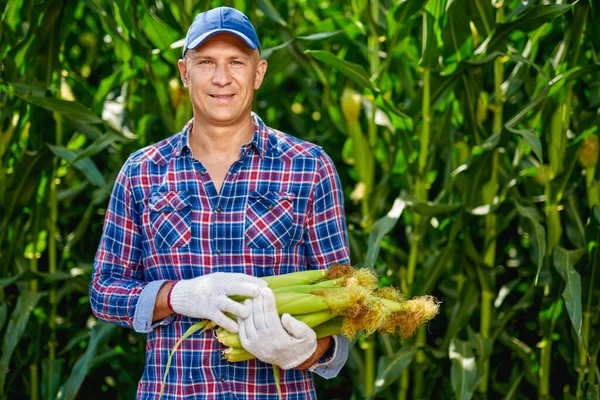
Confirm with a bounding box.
[210,94,235,98]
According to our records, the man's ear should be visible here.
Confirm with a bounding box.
[254,59,268,90]
[178,58,189,88]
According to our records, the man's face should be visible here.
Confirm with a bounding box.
[178,33,267,127]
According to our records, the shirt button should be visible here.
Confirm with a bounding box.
[220,376,225,383]
[268,205,274,211]
[200,169,207,175]
[216,249,222,255]
[216,207,222,213]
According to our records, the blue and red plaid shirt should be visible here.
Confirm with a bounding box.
[90,113,351,399]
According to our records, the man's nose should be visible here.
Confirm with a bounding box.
[212,63,232,86]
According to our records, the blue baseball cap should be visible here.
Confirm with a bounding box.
[182,7,261,58]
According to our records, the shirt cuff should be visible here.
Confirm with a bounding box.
[309,334,349,379]
[132,280,175,333]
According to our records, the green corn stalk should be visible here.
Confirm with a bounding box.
[577,228,598,396]
[477,5,505,393]
[29,180,46,400]
[539,294,563,400]
[409,59,432,399]
[46,31,62,399]
[541,5,588,397]
[406,64,431,289]
[363,1,381,395]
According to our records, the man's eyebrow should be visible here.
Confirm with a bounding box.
[192,53,251,60]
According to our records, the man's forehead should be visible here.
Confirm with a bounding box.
[189,32,256,56]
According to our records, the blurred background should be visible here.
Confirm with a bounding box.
[1,0,599,399]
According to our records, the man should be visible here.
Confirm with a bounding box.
[90,6,351,399]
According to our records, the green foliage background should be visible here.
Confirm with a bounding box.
[1,0,599,399]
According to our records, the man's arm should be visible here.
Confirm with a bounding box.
[293,337,332,370]
[153,281,175,321]
[302,150,352,377]
[89,158,151,330]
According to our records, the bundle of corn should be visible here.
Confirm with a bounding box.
[217,264,439,362]
[160,265,439,399]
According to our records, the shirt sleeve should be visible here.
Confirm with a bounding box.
[89,158,149,330]
[304,150,352,377]
[304,151,351,269]
[309,334,349,379]
[132,280,176,333]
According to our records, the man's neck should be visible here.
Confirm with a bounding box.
[189,114,255,159]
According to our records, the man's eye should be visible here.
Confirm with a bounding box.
[231,60,242,65]
[199,60,211,65]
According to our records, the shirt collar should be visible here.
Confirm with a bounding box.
[173,113,268,160]
[173,119,193,157]
[248,112,268,159]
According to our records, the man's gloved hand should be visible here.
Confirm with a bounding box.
[238,287,317,369]
[169,272,267,333]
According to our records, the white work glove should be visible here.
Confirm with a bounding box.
[238,287,317,369]
[169,272,267,333]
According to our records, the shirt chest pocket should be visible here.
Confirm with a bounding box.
[245,191,295,249]
[148,191,192,249]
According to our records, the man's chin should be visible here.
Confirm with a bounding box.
[204,110,248,125]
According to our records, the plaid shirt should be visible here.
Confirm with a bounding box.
[90,113,351,399]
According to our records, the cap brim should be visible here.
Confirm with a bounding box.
[185,29,258,56]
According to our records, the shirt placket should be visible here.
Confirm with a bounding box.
[211,150,246,270]
[208,150,247,397]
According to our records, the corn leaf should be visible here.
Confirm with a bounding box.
[14,93,101,125]
[272,365,282,400]
[0,290,42,394]
[467,327,492,372]
[365,197,405,267]
[419,11,439,69]
[160,321,209,399]
[368,344,416,398]
[0,304,7,335]
[305,50,380,93]
[258,0,288,27]
[70,129,132,165]
[450,338,479,400]
[507,127,543,166]
[552,247,585,339]
[296,31,342,41]
[140,10,180,51]
[47,145,107,189]
[42,358,62,400]
[62,322,116,400]
[515,202,546,286]
[504,370,525,400]
[442,0,471,61]
[262,39,294,59]
[587,385,600,400]
[403,195,462,216]
[441,283,479,350]
[478,4,574,53]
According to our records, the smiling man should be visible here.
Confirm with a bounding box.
[90,6,350,400]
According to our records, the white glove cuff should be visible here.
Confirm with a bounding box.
[169,280,195,315]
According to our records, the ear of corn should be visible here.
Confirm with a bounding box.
[276,295,330,314]
[161,265,439,400]
[260,269,327,289]
[218,265,439,361]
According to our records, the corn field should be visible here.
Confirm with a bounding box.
[1,0,599,399]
